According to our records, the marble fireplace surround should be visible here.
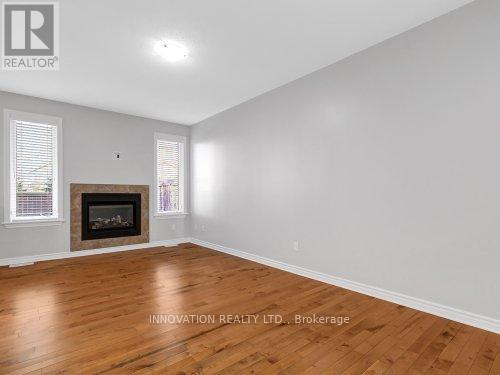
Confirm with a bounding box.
[70,184,149,251]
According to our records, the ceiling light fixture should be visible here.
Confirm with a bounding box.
[154,40,189,62]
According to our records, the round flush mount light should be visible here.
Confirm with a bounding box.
[154,40,189,62]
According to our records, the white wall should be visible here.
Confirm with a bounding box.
[0,91,190,259]
[191,0,500,320]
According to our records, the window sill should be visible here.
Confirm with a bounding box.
[3,219,65,228]
[154,212,189,219]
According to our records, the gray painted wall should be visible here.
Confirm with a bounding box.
[191,0,500,320]
[0,91,190,259]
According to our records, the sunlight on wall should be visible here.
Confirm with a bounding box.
[192,141,216,217]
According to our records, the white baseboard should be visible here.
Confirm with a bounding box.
[189,238,500,334]
[0,238,190,267]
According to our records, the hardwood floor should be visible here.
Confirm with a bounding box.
[0,243,498,374]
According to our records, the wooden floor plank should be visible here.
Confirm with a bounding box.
[447,328,489,374]
[0,243,497,374]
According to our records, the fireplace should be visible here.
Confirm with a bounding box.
[82,193,141,240]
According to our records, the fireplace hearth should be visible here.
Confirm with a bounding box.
[82,193,141,240]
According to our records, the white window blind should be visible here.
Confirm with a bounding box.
[156,138,184,214]
[10,120,58,220]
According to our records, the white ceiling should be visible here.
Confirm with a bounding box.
[0,0,474,125]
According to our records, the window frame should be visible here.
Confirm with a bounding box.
[3,109,64,228]
[154,132,187,218]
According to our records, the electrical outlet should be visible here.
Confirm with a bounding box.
[293,241,300,251]
[201,224,206,232]
[113,152,122,160]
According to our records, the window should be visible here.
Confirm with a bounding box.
[154,133,186,216]
[4,110,63,226]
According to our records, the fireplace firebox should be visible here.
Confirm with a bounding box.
[82,193,141,240]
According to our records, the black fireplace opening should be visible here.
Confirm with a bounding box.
[82,193,141,240]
